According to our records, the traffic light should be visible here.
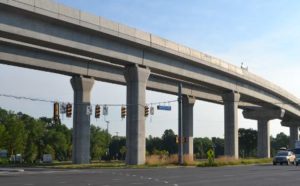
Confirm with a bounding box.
[121,106,126,118]
[53,102,60,121]
[95,105,101,118]
[66,103,72,118]
[184,137,188,143]
[145,106,149,117]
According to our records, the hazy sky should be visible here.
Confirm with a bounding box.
[1,0,300,138]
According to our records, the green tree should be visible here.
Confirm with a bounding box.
[271,132,289,156]
[4,116,28,155]
[109,136,126,160]
[24,143,38,163]
[194,137,213,159]
[90,125,110,160]
[23,118,46,162]
[212,137,224,157]
[0,125,7,149]
[43,144,55,160]
[0,108,9,124]
[44,130,69,161]
[161,129,177,154]
[146,135,163,154]
[238,128,257,157]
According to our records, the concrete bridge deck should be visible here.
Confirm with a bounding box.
[0,0,299,164]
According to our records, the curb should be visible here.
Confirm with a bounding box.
[0,168,24,172]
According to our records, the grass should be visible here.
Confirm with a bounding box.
[197,156,272,167]
[0,156,273,169]
[44,161,126,169]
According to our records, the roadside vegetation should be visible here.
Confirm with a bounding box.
[0,107,290,167]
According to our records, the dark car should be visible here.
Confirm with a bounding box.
[273,151,295,165]
[294,148,300,166]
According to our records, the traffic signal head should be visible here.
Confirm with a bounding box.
[95,105,101,118]
[66,103,72,118]
[53,102,60,121]
[184,137,188,143]
[121,106,126,118]
[145,106,149,117]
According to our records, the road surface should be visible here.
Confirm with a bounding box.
[1,165,300,186]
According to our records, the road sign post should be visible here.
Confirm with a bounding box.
[178,83,183,165]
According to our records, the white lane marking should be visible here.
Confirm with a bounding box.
[164,181,169,184]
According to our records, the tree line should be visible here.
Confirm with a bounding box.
[0,107,292,163]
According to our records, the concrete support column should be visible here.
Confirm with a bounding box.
[124,65,150,165]
[182,95,196,161]
[244,108,285,158]
[222,92,240,159]
[289,126,299,149]
[71,76,94,164]
[257,120,270,158]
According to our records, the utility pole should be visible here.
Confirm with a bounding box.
[105,120,110,156]
[178,83,183,165]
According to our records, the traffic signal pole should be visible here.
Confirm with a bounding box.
[178,83,183,165]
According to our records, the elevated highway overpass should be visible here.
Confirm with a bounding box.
[0,0,299,164]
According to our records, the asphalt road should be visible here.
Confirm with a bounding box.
[1,164,300,186]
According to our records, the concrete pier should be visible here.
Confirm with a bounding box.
[182,95,196,161]
[282,121,300,149]
[222,92,240,159]
[257,120,270,158]
[290,126,299,149]
[243,108,285,158]
[71,76,94,164]
[124,65,150,165]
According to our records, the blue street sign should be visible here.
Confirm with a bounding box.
[157,105,172,111]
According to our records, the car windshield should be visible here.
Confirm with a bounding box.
[294,149,300,154]
[277,151,288,156]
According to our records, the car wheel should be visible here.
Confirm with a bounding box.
[296,162,299,166]
[273,162,276,165]
[280,162,283,165]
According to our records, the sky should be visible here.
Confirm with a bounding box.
[1,0,300,138]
